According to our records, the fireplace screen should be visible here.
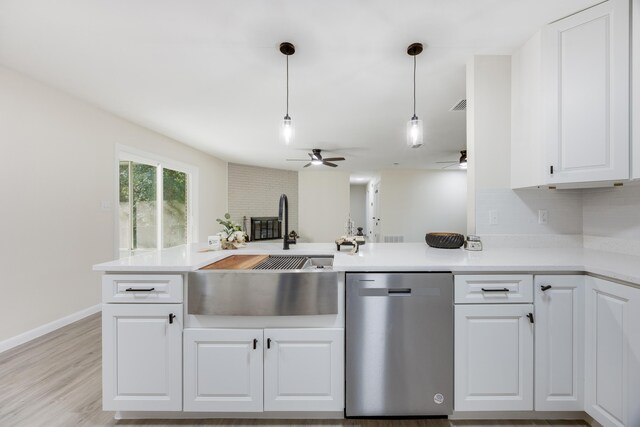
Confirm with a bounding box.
[250,217,282,241]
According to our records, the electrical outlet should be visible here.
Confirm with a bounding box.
[100,200,112,210]
[489,210,499,225]
[538,209,548,225]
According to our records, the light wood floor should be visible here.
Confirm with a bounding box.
[0,314,590,427]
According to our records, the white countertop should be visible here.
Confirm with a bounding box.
[93,242,640,286]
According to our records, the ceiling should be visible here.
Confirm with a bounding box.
[0,0,600,175]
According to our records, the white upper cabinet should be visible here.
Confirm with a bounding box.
[511,0,631,188]
[543,0,630,184]
[511,31,544,189]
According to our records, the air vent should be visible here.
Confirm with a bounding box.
[450,99,466,111]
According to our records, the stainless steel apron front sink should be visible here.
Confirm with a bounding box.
[188,256,338,316]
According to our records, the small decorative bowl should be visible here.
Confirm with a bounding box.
[425,232,465,249]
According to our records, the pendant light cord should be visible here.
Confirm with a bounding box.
[413,55,416,117]
[286,55,289,116]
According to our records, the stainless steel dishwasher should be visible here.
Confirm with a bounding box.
[346,272,453,417]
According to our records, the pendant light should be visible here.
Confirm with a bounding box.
[406,42,424,148]
[280,42,295,145]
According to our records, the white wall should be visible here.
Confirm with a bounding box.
[467,55,583,242]
[0,66,227,343]
[378,170,467,242]
[349,184,367,234]
[467,55,512,195]
[298,170,350,243]
[228,163,298,237]
[582,184,640,255]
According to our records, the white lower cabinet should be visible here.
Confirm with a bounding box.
[534,275,584,411]
[454,304,534,411]
[183,328,344,413]
[102,304,183,411]
[264,328,344,412]
[183,329,263,412]
[585,276,640,427]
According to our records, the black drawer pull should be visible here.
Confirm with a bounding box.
[253,338,258,350]
[527,312,534,324]
[481,287,510,292]
[267,338,272,349]
[540,285,552,292]
[388,288,411,294]
[168,313,176,324]
[125,287,155,292]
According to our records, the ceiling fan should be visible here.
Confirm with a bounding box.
[436,150,467,169]
[286,149,346,168]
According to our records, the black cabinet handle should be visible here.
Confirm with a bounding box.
[267,338,272,349]
[169,313,176,324]
[253,339,258,350]
[481,288,510,292]
[550,165,554,174]
[526,313,534,324]
[125,287,155,292]
[388,288,411,294]
[540,285,552,292]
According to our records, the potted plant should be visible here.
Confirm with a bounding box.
[216,213,247,249]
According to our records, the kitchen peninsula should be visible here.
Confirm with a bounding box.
[94,242,640,426]
[96,242,640,284]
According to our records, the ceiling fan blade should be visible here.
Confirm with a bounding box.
[308,153,315,159]
[303,162,312,168]
[322,157,345,162]
[323,161,338,168]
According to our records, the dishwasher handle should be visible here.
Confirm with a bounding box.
[387,288,411,295]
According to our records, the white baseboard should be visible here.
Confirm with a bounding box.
[450,410,588,421]
[115,411,344,420]
[0,304,101,354]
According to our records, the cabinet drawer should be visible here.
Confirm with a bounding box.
[454,275,533,304]
[102,274,183,303]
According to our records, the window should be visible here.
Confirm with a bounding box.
[118,147,197,256]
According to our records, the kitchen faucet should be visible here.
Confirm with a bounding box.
[278,194,296,250]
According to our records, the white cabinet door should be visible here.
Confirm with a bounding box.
[183,329,263,412]
[534,275,584,411]
[454,304,534,411]
[543,0,629,184]
[102,304,182,411]
[585,276,640,427]
[264,328,344,412]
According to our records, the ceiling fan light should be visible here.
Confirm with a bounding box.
[459,150,467,169]
[281,115,294,145]
[311,159,322,165]
[407,115,423,148]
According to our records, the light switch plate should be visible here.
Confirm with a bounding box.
[538,209,548,224]
[489,210,499,225]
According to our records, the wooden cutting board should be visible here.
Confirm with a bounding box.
[200,254,269,270]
